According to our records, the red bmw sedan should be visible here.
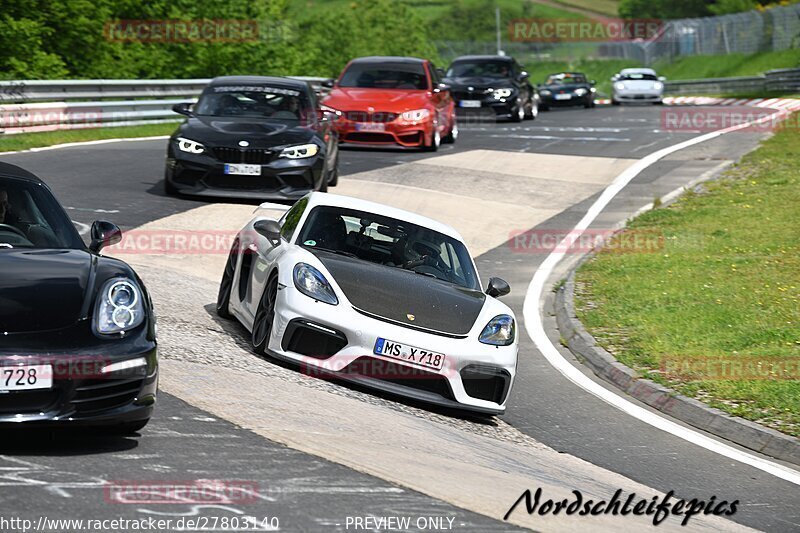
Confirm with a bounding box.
[322,56,457,151]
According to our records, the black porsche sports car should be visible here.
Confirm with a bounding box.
[165,75,340,199]
[0,163,157,433]
[443,55,538,122]
[537,72,596,110]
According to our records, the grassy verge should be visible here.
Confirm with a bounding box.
[549,0,619,17]
[0,123,179,153]
[574,113,800,437]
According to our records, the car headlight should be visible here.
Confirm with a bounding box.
[493,88,513,99]
[653,81,664,90]
[293,263,338,305]
[95,278,146,335]
[479,315,515,346]
[574,88,588,96]
[400,109,430,122]
[539,89,552,96]
[176,137,205,154]
[280,143,319,159]
[614,82,626,91]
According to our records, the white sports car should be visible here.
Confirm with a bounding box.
[217,192,518,414]
[611,68,665,105]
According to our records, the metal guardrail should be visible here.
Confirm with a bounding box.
[665,68,800,96]
[0,77,329,135]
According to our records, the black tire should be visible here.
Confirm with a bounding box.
[442,117,458,144]
[511,102,524,122]
[540,104,549,112]
[424,125,440,152]
[164,170,179,196]
[524,99,537,120]
[653,100,664,105]
[327,165,339,187]
[252,275,278,355]
[105,419,149,435]
[612,99,621,106]
[216,242,238,318]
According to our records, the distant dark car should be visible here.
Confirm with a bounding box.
[165,76,339,199]
[538,72,596,110]
[0,163,157,434]
[443,55,537,122]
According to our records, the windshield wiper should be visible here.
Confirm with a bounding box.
[311,246,357,258]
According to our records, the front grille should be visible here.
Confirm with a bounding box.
[282,319,347,360]
[71,378,143,415]
[460,365,510,404]
[212,147,276,164]
[205,174,282,191]
[342,356,455,400]
[0,390,60,415]
[344,111,397,123]
[343,132,396,144]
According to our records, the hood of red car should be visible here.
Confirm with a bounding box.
[324,88,432,113]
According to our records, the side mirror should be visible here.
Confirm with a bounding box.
[486,277,510,298]
[321,78,335,89]
[590,79,596,85]
[254,219,282,246]
[434,83,450,93]
[89,220,122,253]
[318,104,341,121]
[658,76,666,82]
[172,102,194,117]
[518,71,529,81]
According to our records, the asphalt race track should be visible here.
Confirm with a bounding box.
[2,105,799,531]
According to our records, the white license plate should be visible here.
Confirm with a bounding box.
[554,93,572,100]
[374,338,445,371]
[355,122,385,132]
[1,365,52,392]
[224,164,261,176]
[460,100,482,108]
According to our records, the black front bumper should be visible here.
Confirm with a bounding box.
[166,147,325,200]
[540,93,593,107]
[0,323,158,427]
[452,95,519,120]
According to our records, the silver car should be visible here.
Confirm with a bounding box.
[611,68,665,105]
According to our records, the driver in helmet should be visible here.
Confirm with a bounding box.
[0,189,20,227]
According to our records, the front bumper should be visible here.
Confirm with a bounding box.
[335,117,434,148]
[613,91,663,103]
[0,322,158,427]
[263,286,517,414]
[452,93,520,119]
[540,92,593,107]
[166,146,325,199]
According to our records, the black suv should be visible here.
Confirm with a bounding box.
[443,55,537,122]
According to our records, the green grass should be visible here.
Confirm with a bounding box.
[0,123,179,153]
[574,113,800,437]
[654,49,800,80]
[549,0,619,17]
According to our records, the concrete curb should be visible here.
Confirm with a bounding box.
[554,269,800,466]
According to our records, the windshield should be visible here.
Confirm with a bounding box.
[447,60,512,79]
[297,206,480,290]
[0,176,84,250]
[619,73,658,81]
[194,85,312,120]
[338,63,428,90]
[545,73,587,85]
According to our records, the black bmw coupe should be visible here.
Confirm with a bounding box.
[0,163,157,434]
[165,75,340,199]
